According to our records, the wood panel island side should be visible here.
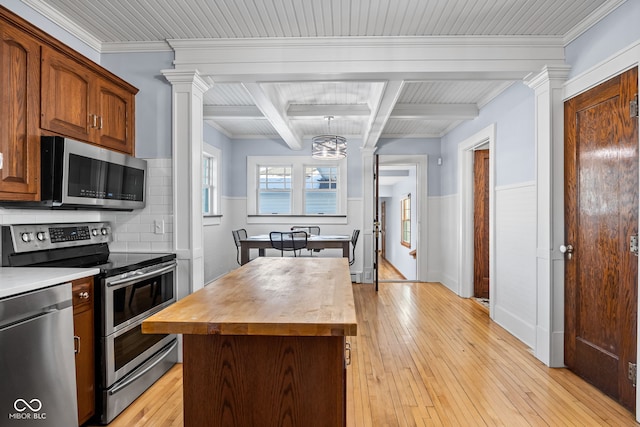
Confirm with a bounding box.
[142,257,358,427]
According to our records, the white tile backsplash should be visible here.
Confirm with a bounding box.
[100,158,174,253]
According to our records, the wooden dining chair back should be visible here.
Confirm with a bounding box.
[232,228,248,265]
[350,229,360,266]
[270,231,308,257]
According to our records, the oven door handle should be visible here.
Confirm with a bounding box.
[107,262,176,287]
[108,339,178,395]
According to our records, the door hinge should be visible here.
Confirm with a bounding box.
[631,94,639,118]
[629,362,637,387]
[631,234,639,256]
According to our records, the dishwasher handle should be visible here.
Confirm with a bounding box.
[0,283,72,328]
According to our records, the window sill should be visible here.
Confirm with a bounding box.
[247,215,347,225]
[203,215,222,226]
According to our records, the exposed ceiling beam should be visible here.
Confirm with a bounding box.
[391,103,478,120]
[287,104,370,120]
[242,82,303,150]
[203,105,264,119]
[362,80,405,149]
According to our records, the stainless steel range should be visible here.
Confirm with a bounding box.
[1,221,178,425]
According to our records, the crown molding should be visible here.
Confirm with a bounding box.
[20,0,102,51]
[563,0,628,45]
[101,41,173,53]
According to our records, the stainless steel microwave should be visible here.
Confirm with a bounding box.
[1,136,146,211]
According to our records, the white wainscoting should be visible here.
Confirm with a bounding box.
[428,194,458,291]
[493,181,537,348]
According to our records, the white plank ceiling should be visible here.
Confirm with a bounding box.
[21,0,626,145]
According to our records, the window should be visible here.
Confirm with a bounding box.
[401,195,411,248]
[305,166,338,214]
[258,166,292,214]
[247,156,347,221]
[203,146,221,216]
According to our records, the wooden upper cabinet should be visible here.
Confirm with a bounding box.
[95,77,135,153]
[0,22,41,200]
[41,46,92,142]
[41,46,136,155]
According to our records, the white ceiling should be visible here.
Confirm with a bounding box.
[21,0,626,148]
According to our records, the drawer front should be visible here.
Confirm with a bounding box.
[72,277,94,314]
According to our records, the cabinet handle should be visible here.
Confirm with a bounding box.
[98,115,103,130]
[74,335,81,355]
[90,114,97,128]
[78,291,89,299]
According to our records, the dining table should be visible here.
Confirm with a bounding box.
[239,233,351,265]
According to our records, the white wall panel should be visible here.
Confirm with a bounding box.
[434,194,458,292]
[493,182,537,347]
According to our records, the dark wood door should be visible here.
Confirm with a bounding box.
[564,67,638,411]
[474,149,490,299]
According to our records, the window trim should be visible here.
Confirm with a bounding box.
[401,194,411,248]
[203,145,221,218]
[247,156,347,220]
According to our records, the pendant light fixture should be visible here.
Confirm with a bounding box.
[312,116,347,160]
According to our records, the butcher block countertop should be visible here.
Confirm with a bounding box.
[142,257,357,337]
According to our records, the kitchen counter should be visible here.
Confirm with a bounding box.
[143,257,357,427]
[0,267,100,299]
[143,257,357,336]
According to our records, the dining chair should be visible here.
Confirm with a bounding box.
[232,228,248,265]
[270,231,308,257]
[291,225,320,235]
[291,226,321,255]
[349,229,360,266]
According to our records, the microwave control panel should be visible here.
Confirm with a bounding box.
[4,222,112,253]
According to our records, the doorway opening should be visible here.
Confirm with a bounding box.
[458,124,496,313]
[375,155,428,284]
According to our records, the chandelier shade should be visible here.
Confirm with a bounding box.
[312,134,347,160]
[312,116,347,160]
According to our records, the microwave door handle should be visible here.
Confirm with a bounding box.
[107,262,176,287]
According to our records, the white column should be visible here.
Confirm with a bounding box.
[161,69,212,298]
[361,147,376,284]
[526,65,570,367]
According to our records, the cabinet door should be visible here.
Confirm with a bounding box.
[0,23,40,200]
[95,78,135,154]
[41,46,93,142]
[72,277,95,426]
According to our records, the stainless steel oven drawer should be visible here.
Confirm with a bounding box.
[99,338,178,425]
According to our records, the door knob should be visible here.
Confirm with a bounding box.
[560,244,574,260]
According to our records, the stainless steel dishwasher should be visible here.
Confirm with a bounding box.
[0,283,78,426]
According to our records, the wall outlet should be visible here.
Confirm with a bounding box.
[154,219,164,234]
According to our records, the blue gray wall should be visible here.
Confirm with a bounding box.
[566,0,640,78]
[377,138,441,196]
[101,52,174,159]
[440,82,535,195]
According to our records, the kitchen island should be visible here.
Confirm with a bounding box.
[142,257,357,427]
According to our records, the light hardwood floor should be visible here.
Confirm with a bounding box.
[105,277,639,426]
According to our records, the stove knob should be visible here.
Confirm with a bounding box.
[21,232,32,243]
[36,232,46,241]
[101,228,109,236]
[91,228,99,236]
